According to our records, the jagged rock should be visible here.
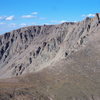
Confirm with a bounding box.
[87,24,91,32]
[29,57,32,64]
[96,13,100,21]
[36,47,41,55]
[4,32,10,40]
[0,13,100,78]
[65,52,68,57]
[43,42,47,48]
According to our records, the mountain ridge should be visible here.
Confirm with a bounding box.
[0,13,100,100]
[0,13,100,79]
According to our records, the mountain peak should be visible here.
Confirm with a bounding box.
[0,14,100,78]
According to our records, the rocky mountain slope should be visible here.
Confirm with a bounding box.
[0,13,100,100]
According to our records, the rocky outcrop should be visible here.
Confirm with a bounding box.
[0,13,100,78]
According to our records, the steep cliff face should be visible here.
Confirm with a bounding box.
[0,13,100,78]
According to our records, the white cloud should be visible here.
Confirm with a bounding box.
[44,23,52,25]
[82,14,95,17]
[5,16,15,21]
[31,12,38,15]
[22,15,36,18]
[0,16,15,21]
[82,15,85,17]
[50,20,59,23]
[87,14,95,17]
[0,22,6,25]
[50,20,67,24]
[59,20,67,23]
[0,16,6,20]
[31,22,36,25]
[9,23,17,27]
[20,23,27,27]
[0,16,3,20]
[73,21,77,22]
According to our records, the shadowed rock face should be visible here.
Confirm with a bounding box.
[0,13,100,100]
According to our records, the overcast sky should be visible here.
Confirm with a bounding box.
[0,0,100,34]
